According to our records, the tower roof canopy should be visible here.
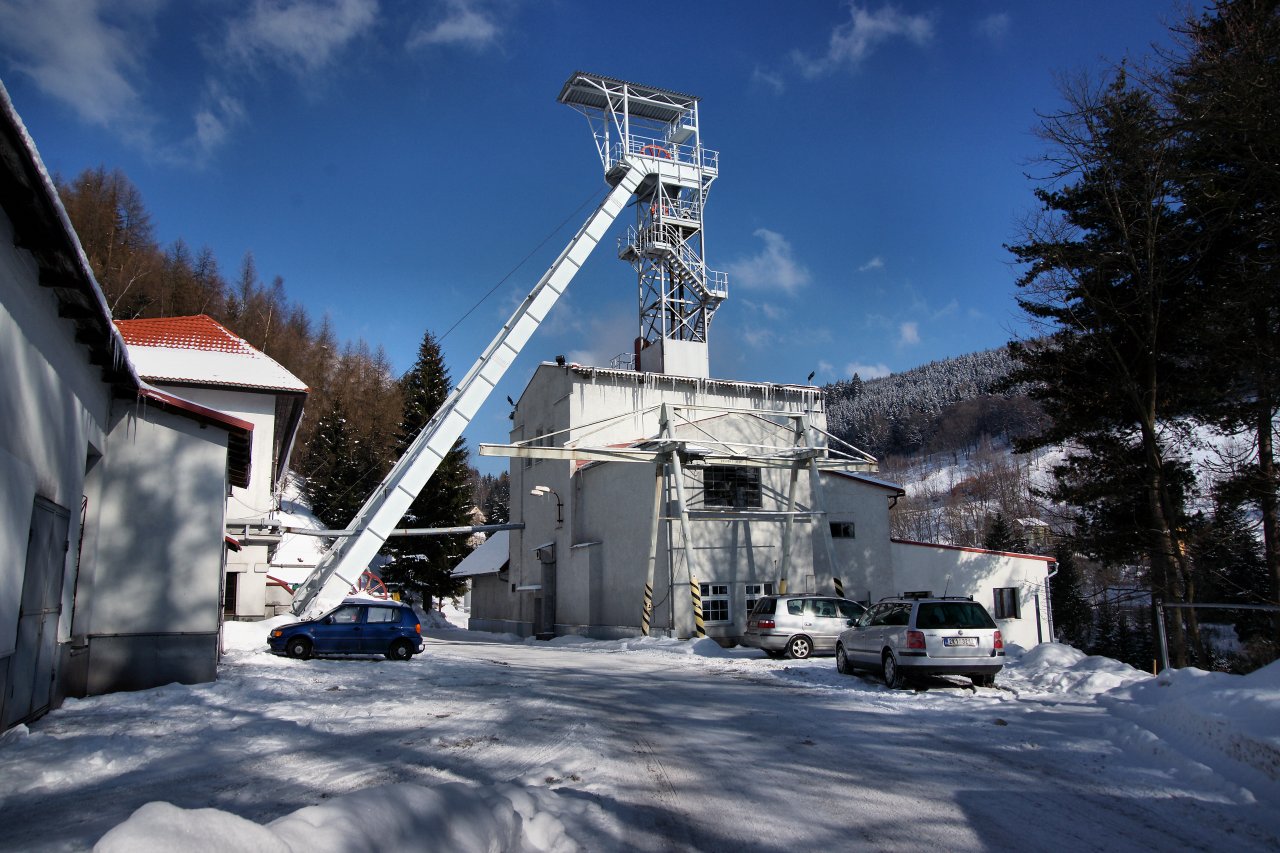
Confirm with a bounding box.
[557,72,698,123]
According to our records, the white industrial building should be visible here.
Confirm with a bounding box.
[461,74,1056,650]
[115,315,308,620]
[1,83,251,727]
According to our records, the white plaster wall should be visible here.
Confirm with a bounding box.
[497,364,839,640]
[0,209,110,655]
[90,403,228,635]
[822,475,899,603]
[161,386,277,519]
[889,542,1053,648]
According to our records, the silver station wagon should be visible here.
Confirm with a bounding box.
[743,594,868,660]
[836,595,1005,688]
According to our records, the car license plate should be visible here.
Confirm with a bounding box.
[943,637,978,647]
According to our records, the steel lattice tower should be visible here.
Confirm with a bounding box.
[558,73,726,377]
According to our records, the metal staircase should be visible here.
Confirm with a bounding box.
[559,73,726,377]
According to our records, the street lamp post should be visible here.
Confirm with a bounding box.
[529,485,563,527]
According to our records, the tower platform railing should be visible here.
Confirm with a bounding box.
[603,135,719,174]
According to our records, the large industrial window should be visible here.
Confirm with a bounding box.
[744,582,776,616]
[702,466,762,509]
[700,583,730,622]
[993,587,1021,619]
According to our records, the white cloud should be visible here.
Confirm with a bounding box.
[898,321,920,345]
[725,229,811,296]
[795,4,935,77]
[818,359,835,376]
[0,0,153,130]
[407,0,498,50]
[751,66,785,95]
[975,12,1010,42]
[226,0,377,74]
[561,308,637,369]
[741,299,787,322]
[858,255,885,272]
[846,361,891,379]
[190,81,247,161]
[741,326,780,349]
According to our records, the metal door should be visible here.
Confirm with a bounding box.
[5,497,69,727]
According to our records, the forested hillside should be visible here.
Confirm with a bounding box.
[824,348,1041,460]
[58,167,405,489]
[58,166,507,605]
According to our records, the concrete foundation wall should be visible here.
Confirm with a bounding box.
[81,632,218,695]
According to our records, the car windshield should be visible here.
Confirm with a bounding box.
[837,600,865,619]
[916,602,996,630]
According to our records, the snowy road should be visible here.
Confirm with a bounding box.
[1,618,1278,852]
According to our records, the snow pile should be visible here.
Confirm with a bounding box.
[267,472,330,588]
[524,634,735,658]
[221,617,286,653]
[1006,642,1150,696]
[95,782,580,853]
[1104,660,1280,786]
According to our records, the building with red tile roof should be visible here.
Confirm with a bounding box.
[116,315,309,620]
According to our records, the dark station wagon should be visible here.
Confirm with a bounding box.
[268,598,424,661]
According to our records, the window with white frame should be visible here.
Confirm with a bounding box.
[700,583,730,622]
[744,582,776,616]
[993,587,1021,619]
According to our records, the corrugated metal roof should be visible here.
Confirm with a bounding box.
[117,315,308,393]
[557,72,698,123]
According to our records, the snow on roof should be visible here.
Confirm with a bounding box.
[825,469,906,493]
[891,538,1056,563]
[452,530,509,578]
[116,315,307,393]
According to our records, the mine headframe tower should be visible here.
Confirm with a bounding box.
[559,72,726,378]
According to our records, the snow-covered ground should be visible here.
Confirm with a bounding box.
[2,606,1278,852]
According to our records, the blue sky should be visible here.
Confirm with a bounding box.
[0,0,1187,461]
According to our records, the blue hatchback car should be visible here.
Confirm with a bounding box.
[268,599,424,661]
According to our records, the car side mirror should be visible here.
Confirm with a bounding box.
[846,618,856,627]
[323,616,334,625]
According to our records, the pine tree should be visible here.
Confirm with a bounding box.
[479,472,511,525]
[1007,70,1206,666]
[1050,548,1093,647]
[1171,0,1280,641]
[381,331,471,608]
[301,398,367,529]
[983,512,1027,553]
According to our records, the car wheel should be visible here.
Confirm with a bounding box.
[387,639,414,661]
[972,673,996,688]
[786,635,813,660]
[285,637,311,660]
[836,643,854,675]
[882,651,909,689]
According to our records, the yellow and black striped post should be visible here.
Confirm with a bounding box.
[690,577,705,638]
[641,582,654,636]
[833,577,845,598]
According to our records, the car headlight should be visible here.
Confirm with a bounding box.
[270,629,283,638]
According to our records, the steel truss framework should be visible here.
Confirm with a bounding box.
[481,402,880,635]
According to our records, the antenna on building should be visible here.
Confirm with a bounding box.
[558,73,725,378]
